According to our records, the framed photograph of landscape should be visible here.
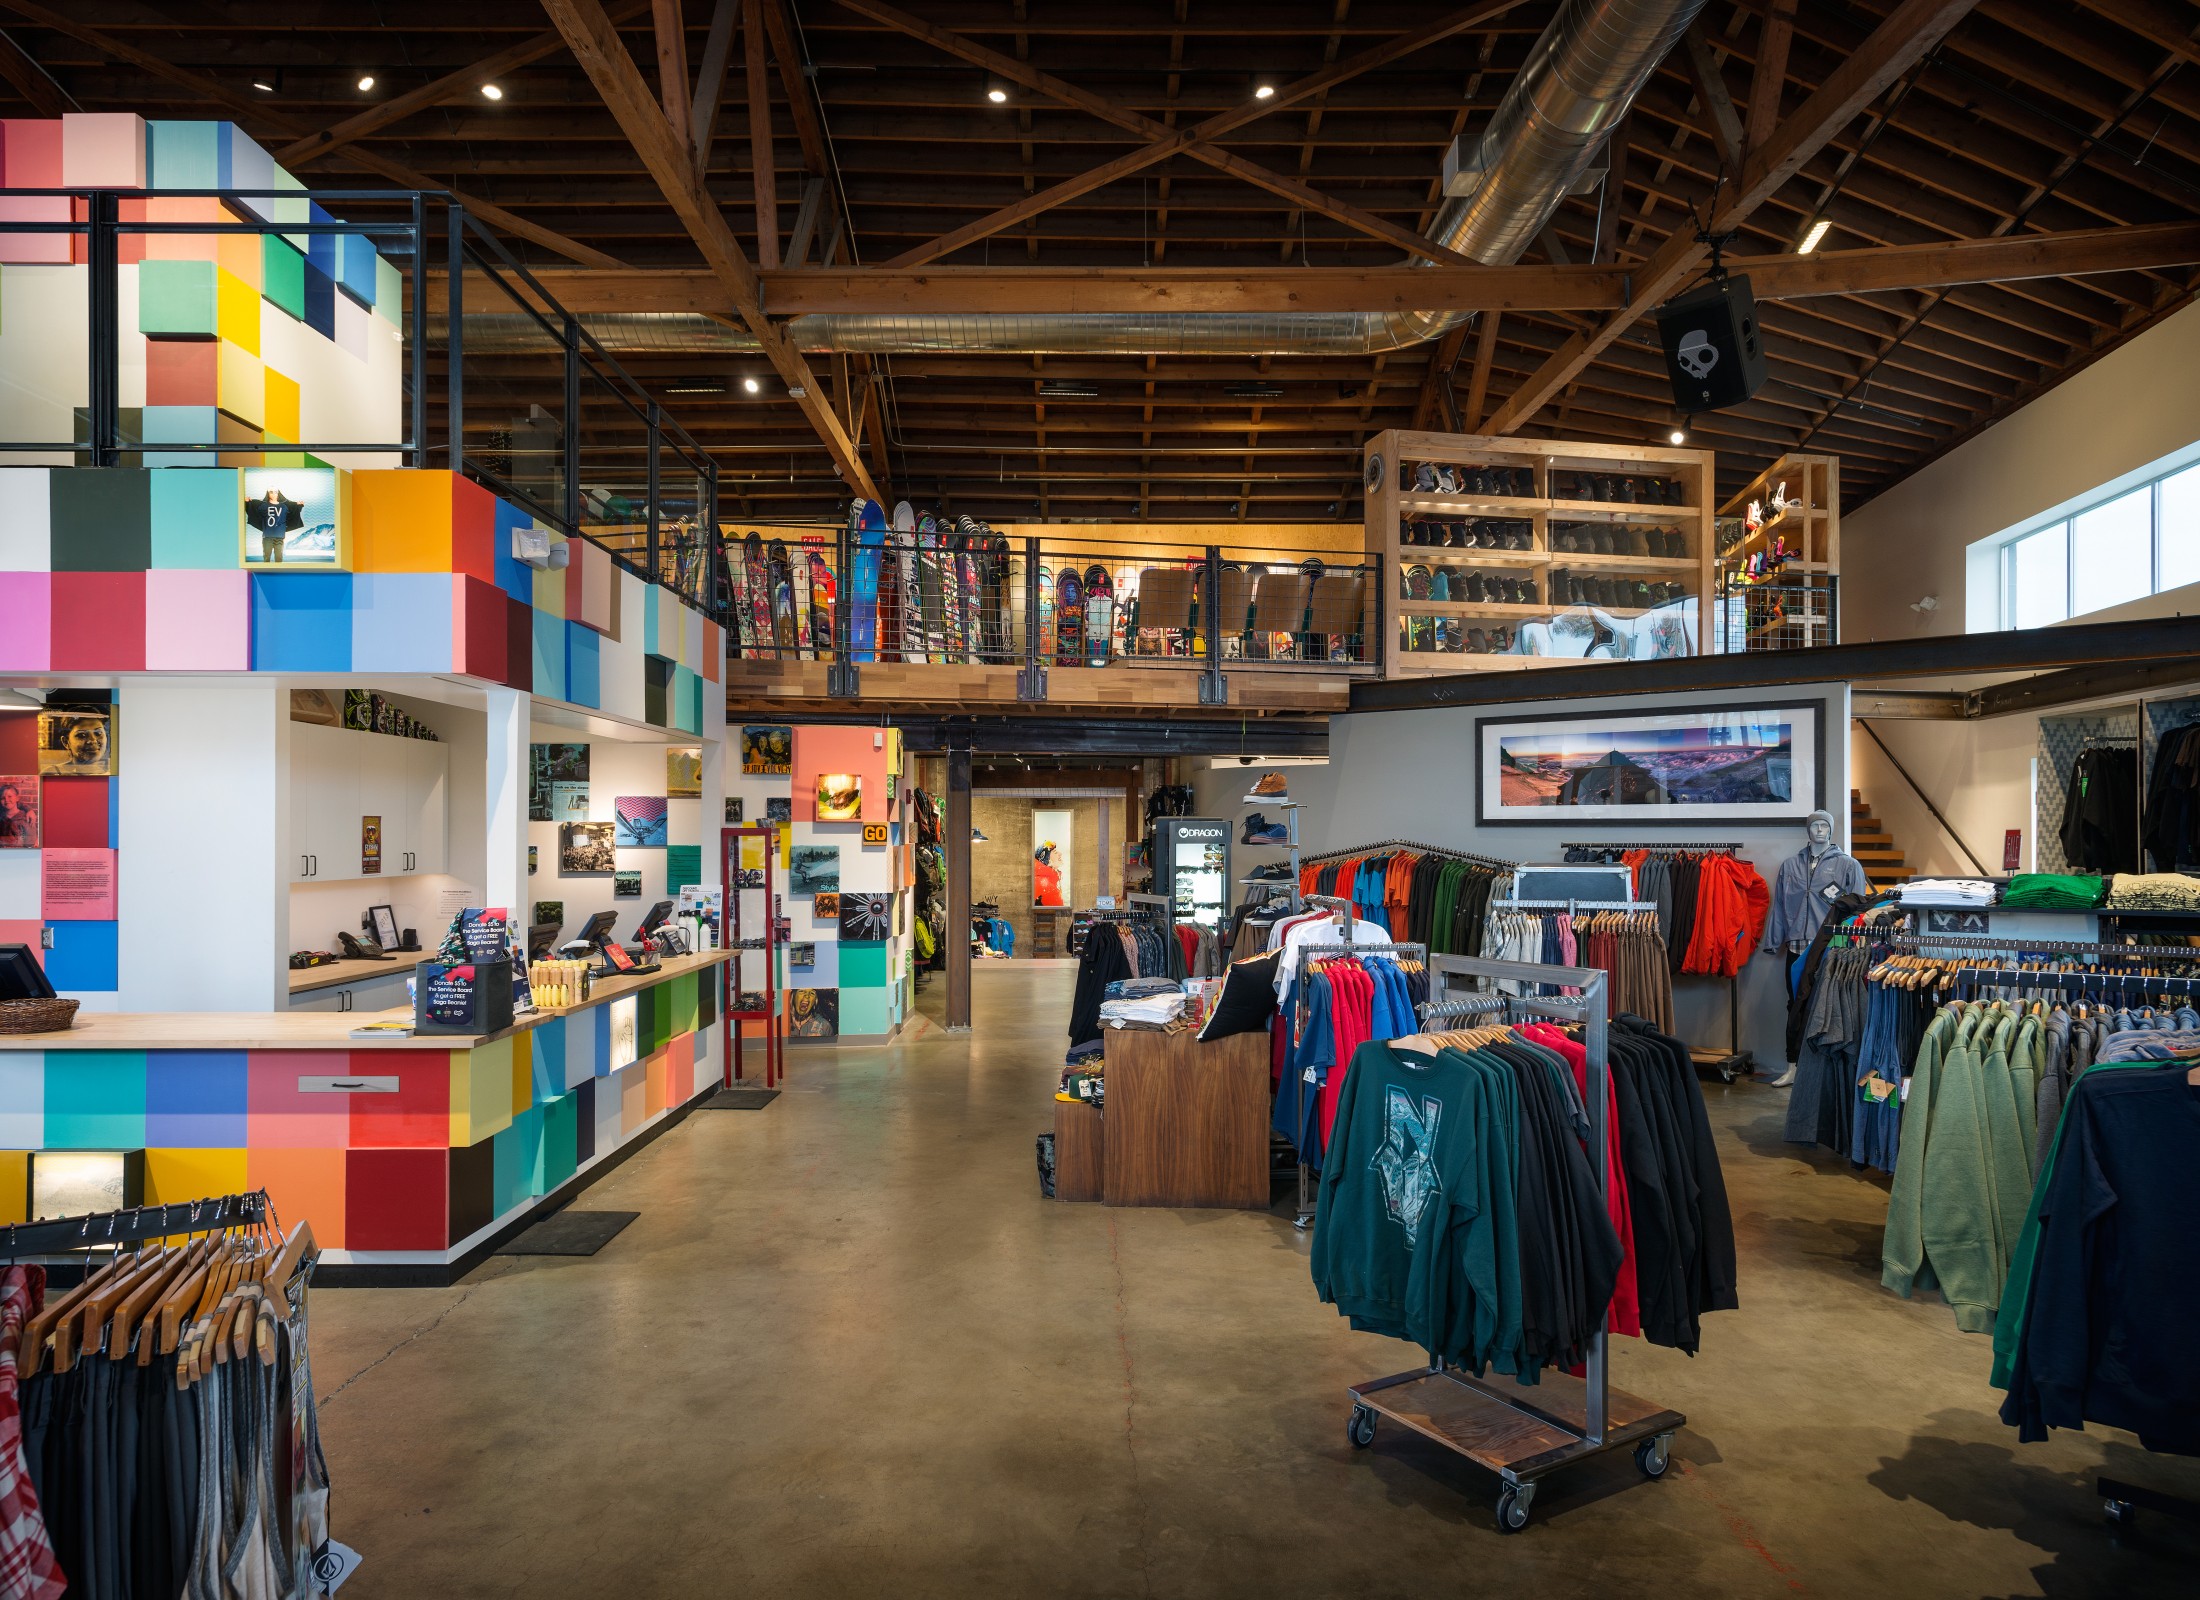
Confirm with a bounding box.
[1474,700,1823,825]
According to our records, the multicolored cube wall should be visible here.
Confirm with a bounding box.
[0,965,720,1261]
[0,115,401,466]
[0,466,721,722]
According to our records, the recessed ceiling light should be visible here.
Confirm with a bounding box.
[481,83,504,100]
[357,75,375,91]
[1669,427,1687,445]
[986,79,1008,103]
[742,376,762,394]
[252,79,276,93]
[1797,216,1831,254]
[1254,84,1275,100]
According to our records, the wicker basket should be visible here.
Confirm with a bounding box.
[0,997,79,1035]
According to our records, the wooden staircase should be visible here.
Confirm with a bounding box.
[1851,789,1910,888]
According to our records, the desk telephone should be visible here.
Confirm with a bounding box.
[337,932,395,962]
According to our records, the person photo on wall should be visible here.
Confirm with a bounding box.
[1033,841,1065,907]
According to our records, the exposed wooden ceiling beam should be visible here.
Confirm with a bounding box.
[653,0,693,156]
[873,0,1525,269]
[1744,1,1794,159]
[273,2,653,169]
[689,0,738,161]
[418,221,2200,315]
[759,0,830,177]
[836,0,1496,268]
[540,0,878,499]
[0,0,623,268]
[0,24,71,117]
[1482,0,1984,436]
[1678,22,1744,174]
[742,0,778,267]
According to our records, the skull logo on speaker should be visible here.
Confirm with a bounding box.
[1676,330,1720,380]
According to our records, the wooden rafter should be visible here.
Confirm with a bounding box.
[0,24,70,117]
[1482,0,1986,436]
[742,0,778,268]
[653,0,693,155]
[539,0,878,499]
[1744,1,1795,158]
[689,0,739,159]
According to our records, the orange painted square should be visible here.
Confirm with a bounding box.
[215,231,262,294]
[618,1063,645,1136]
[247,1146,347,1250]
[644,1048,667,1119]
[349,470,455,572]
[143,195,226,262]
[701,621,720,683]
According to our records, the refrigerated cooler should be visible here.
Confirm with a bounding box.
[1158,817,1231,932]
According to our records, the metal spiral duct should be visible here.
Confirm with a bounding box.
[462,0,1706,357]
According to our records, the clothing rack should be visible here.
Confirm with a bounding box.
[1950,965,2200,999]
[1343,952,1685,1533]
[1298,838,1517,873]
[1560,841,1743,854]
[1491,897,1657,913]
[7,1190,271,1262]
[1287,931,1425,1230]
[1891,933,2200,959]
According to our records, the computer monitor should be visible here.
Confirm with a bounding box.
[0,944,55,1002]
[528,922,563,961]
[633,900,674,942]
[573,910,619,949]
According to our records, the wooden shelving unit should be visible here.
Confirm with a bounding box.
[1713,453,1840,653]
[1363,429,1715,676]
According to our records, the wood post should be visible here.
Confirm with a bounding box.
[945,745,973,1030]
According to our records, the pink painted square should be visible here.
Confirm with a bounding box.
[0,573,50,671]
[0,923,41,966]
[41,846,115,920]
[245,1050,352,1148]
[144,569,250,670]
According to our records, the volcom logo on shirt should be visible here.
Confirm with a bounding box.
[1371,1086,1443,1246]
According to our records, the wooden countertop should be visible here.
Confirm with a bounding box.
[287,949,427,994]
[4,950,733,1052]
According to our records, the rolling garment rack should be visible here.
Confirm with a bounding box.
[1342,952,1685,1533]
[1562,841,1756,1081]
[721,824,784,1089]
[1286,894,1427,1229]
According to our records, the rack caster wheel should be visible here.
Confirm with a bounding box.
[1347,1404,1377,1449]
[1635,1435,1671,1479]
[2104,1498,2135,1525]
[1495,1485,1533,1533]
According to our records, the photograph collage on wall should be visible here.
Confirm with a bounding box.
[789,845,840,895]
[614,796,669,848]
[816,774,862,822]
[614,871,642,898]
[529,744,590,822]
[839,893,891,942]
[742,725,793,775]
[0,775,38,848]
[560,822,616,874]
[668,748,703,798]
[788,987,838,1038]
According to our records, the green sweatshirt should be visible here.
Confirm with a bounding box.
[1882,1006,2005,1333]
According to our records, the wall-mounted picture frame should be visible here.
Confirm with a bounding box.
[789,846,840,895]
[724,797,743,824]
[1474,700,1825,825]
[816,773,862,822]
[0,775,39,849]
[36,705,113,777]
[668,747,703,798]
[614,796,669,848]
[529,743,590,820]
[614,870,642,898]
[559,821,616,874]
[789,943,816,966]
[839,893,891,942]
[368,904,400,949]
[788,987,838,1038]
[814,892,840,920]
[240,465,348,568]
[742,725,792,775]
[764,797,791,824]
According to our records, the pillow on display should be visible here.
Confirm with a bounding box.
[1198,951,1281,1041]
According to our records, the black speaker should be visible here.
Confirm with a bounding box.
[1656,274,1767,412]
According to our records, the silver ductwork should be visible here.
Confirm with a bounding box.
[467,0,1704,358]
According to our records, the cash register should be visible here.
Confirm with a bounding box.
[562,905,668,977]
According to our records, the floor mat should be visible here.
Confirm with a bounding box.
[495,1209,639,1256]
[701,1087,781,1109]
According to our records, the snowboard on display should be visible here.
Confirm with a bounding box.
[852,498,887,662]
[886,500,917,662]
[808,548,836,658]
[1055,566,1086,666]
[791,542,815,660]
[743,533,772,657]
[1084,565,1114,666]
[917,514,944,664]
[1115,567,1137,658]
[938,522,963,662]
[991,531,1014,662]
[767,538,798,654]
[955,516,984,664]
[1037,564,1056,660]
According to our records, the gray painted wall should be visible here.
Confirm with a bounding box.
[1291,681,1853,1068]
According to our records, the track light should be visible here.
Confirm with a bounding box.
[742,376,762,395]
[1797,216,1831,254]
[357,75,375,91]
[986,79,1008,103]
[1669,427,1687,445]
[1254,83,1275,100]
[481,83,504,100]
[251,72,280,92]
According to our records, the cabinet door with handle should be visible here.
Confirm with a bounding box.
[404,738,449,876]
[290,723,354,882]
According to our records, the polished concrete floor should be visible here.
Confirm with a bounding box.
[312,965,2200,1598]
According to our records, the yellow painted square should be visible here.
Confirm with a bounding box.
[214,267,260,355]
[533,558,567,619]
[215,231,263,294]
[263,366,300,441]
[144,1147,250,1208]
[0,1153,26,1225]
[448,1037,516,1147]
[215,341,264,428]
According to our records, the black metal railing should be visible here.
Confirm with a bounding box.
[1712,574,1840,653]
[0,186,725,621]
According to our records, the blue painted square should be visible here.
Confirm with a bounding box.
[492,1105,541,1214]
[252,572,353,670]
[0,1055,43,1147]
[305,203,338,277]
[337,231,379,308]
[839,986,890,1038]
[530,1016,566,1105]
[147,122,220,190]
[43,1050,147,1148]
[108,774,119,848]
[566,621,600,708]
[351,572,453,672]
[45,921,118,991]
[491,498,535,602]
[532,608,568,700]
[792,939,838,987]
[140,406,217,472]
[303,259,336,341]
[146,1050,249,1146]
[593,1003,612,1078]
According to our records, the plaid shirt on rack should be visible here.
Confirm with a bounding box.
[0,1266,65,1600]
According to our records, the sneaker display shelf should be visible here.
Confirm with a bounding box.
[1361,429,1715,677]
[1713,453,1841,654]
[1238,775,1302,914]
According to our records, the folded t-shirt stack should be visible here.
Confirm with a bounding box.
[1100,989,1188,1030]
[1896,878,1998,907]
[1999,872,2104,909]
[2104,871,2200,910]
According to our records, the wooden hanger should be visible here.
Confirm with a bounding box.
[71,1242,172,1365]
[111,1240,205,1360]
[21,1248,139,1379]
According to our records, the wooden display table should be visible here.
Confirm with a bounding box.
[1053,1099,1106,1201]
[1099,1026,1270,1209]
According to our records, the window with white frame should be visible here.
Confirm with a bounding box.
[1996,459,2200,629]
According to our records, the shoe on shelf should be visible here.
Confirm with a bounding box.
[1414,462,1438,492]
[1247,862,1293,880]
[1246,771,1290,800]
[1241,813,1290,845]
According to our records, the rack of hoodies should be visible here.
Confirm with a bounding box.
[1890,872,2200,913]
[1306,1006,1739,1369]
